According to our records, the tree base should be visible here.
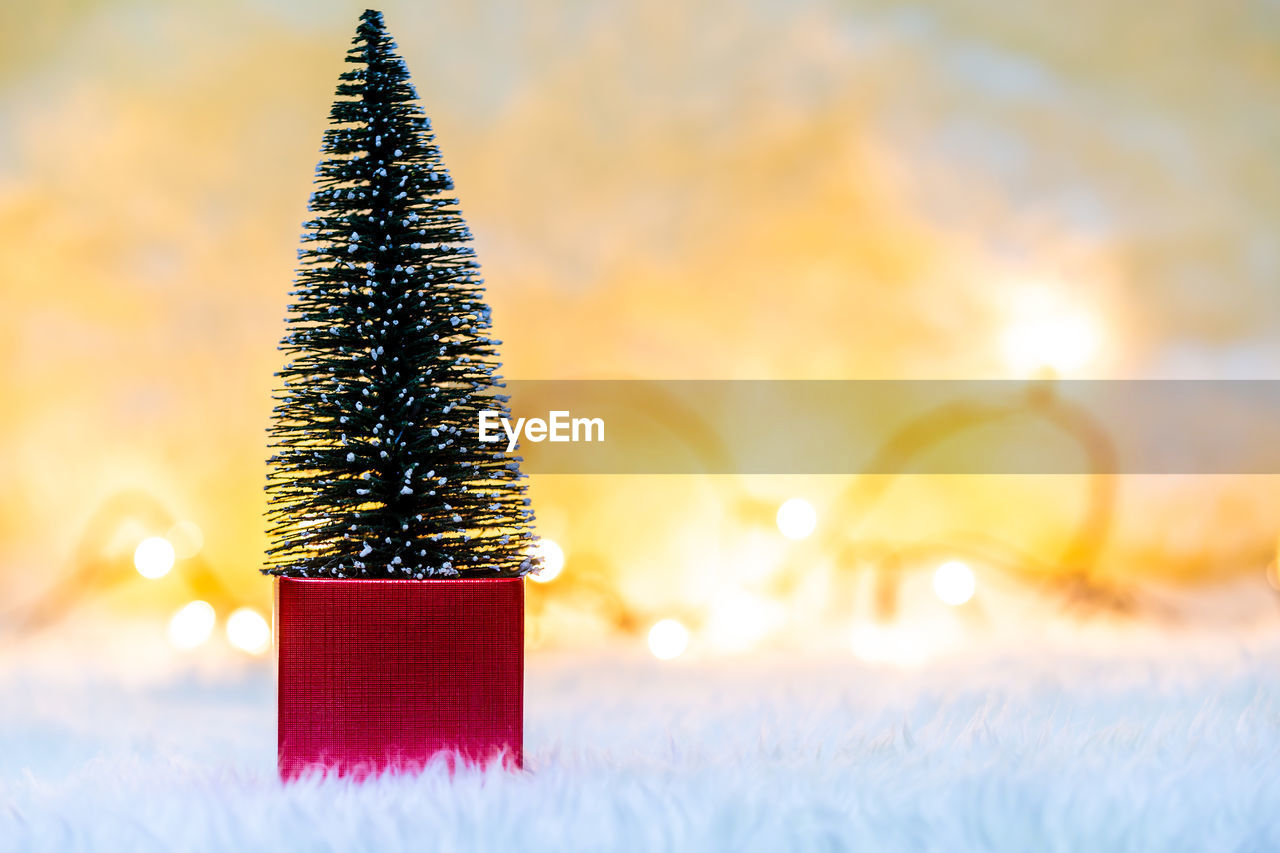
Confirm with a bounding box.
[275,576,524,780]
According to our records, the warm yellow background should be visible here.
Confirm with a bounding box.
[2,0,1277,655]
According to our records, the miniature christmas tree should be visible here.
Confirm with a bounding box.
[265,9,536,579]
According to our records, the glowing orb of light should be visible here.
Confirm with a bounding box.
[1000,293,1100,377]
[168,600,216,649]
[134,536,176,579]
[226,607,271,654]
[647,619,689,660]
[775,498,817,540]
[529,538,565,583]
[933,560,976,607]
[705,590,784,652]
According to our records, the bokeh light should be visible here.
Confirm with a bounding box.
[133,537,176,580]
[933,561,976,607]
[705,590,784,652]
[167,600,215,650]
[1,0,1276,664]
[225,607,271,654]
[529,538,565,583]
[776,498,817,541]
[647,619,689,660]
[1000,289,1101,376]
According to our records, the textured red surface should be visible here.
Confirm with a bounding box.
[275,577,523,780]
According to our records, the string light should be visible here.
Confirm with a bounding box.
[134,536,176,579]
[933,560,976,606]
[168,600,215,649]
[1001,288,1100,376]
[226,607,271,654]
[529,538,565,583]
[647,618,689,660]
[705,590,783,652]
[776,498,817,540]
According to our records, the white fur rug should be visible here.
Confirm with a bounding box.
[3,637,1279,851]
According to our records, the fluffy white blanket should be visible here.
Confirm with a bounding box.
[2,638,1278,851]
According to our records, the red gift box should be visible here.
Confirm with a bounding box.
[275,577,524,780]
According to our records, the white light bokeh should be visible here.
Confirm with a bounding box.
[933,560,976,606]
[1001,288,1101,376]
[647,619,689,660]
[167,600,215,650]
[134,537,176,580]
[776,498,817,540]
[226,607,271,654]
[705,590,785,652]
[529,538,565,583]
